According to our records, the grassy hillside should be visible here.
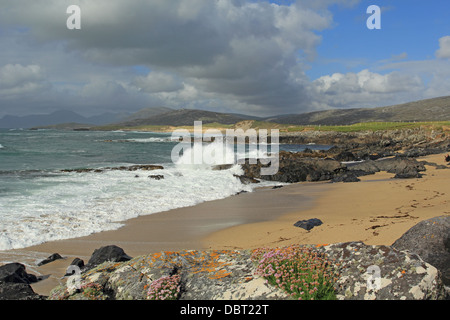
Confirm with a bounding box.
[267,96,450,125]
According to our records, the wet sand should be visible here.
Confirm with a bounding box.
[1,153,449,297]
[1,180,326,296]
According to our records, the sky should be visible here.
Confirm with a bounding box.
[0,0,449,118]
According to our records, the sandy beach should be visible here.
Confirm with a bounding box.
[1,153,449,296]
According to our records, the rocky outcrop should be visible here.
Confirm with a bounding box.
[48,250,289,300]
[239,151,430,184]
[60,164,164,174]
[345,157,427,179]
[4,216,448,301]
[240,152,347,183]
[47,241,445,300]
[278,128,450,156]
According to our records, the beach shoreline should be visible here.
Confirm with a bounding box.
[1,153,449,297]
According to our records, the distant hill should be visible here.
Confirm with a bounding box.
[0,110,90,129]
[118,107,174,123]
[3,96,449,129]
[0,107,169,129]
[113,109,256,127]
[266,96,450,125]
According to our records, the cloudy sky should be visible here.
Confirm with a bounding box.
[0,0,449,118]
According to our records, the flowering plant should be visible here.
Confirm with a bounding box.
[251,246,338,300]
[147,274,181,300]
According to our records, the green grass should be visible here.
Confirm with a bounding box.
[285,121,450,133]
[91,121,450,133]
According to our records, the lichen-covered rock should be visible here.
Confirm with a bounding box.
[315,242,446,300]
[47,243,445,300]
[392,216,450,286]
[48,250,288,300]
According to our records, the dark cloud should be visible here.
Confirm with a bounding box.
[3,0,443,119]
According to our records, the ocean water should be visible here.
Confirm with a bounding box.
[0,129,329,251]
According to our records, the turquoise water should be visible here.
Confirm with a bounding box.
[0,129,329,250]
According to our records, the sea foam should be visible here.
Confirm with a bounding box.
[0,152,276,251]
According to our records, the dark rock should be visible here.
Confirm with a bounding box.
[85,245,132,270]
[37,253,64,266]
[331,172,361,183]
[212,164,234,171]
[234,175,260,185]
[394,170,423,179]
[0,263,38,284]
[294,218,323,231]
[345,157,426,179]
[61,164,164,174]
[70,258,85,269]
[241,151,346,183]
[334,151,358,162]
[148,175,164,180]
[0,282,44,300]
[392,216,450,285]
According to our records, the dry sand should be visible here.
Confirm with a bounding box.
[204,153,450,249]
[1,153,449,296]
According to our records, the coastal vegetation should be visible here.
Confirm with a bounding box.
[91,120,450,134]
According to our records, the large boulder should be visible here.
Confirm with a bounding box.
[392,216,450,285]
[0,263,43,300]
[0,282,43,300]
[0,263,38,284]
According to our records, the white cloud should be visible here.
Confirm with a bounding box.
[312,69,424,109]
[436,36,450,59]
[0,64,50,97]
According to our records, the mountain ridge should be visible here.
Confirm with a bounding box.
[1,96,449,129]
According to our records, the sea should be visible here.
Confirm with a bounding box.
[0,129,331,251]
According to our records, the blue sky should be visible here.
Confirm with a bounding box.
[0,0,449,117]
[307,1,450,78]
